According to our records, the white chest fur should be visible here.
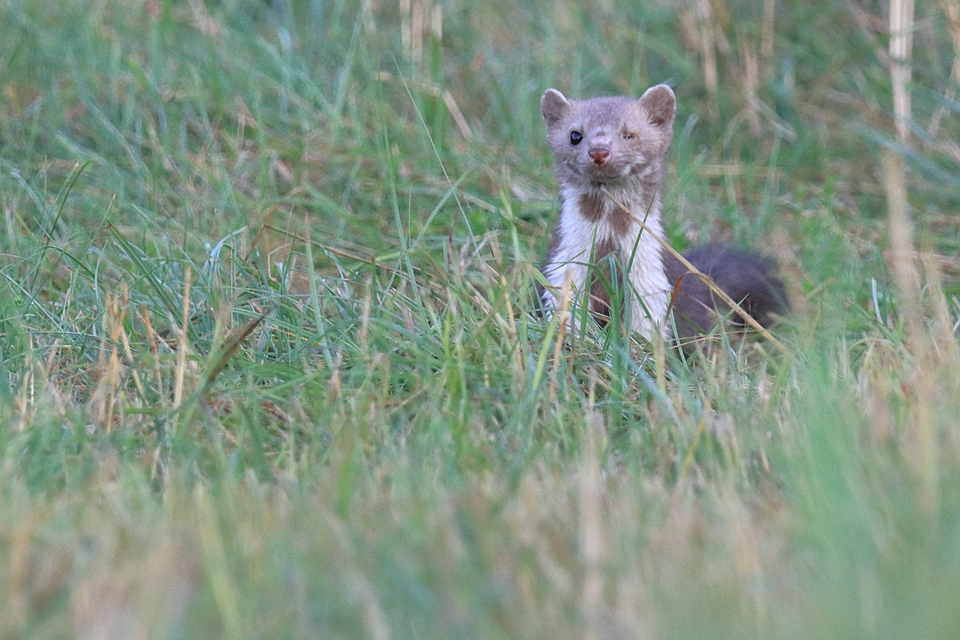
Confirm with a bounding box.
[540,184,671,340]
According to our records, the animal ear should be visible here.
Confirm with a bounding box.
[638,84,676,127]
[541,89,571,127]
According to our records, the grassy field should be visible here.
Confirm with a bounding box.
[2,0,960,637]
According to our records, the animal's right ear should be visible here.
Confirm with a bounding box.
[541,89,571,127]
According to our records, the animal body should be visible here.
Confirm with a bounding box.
[538,84,787,346]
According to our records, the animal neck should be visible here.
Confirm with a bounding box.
[560,171,666,244]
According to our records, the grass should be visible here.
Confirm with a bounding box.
[2,0,960,637]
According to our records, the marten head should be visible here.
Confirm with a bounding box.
[540,85,676,187]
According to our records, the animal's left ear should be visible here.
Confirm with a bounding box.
[638,84,676,128]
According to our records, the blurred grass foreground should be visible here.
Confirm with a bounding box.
[2,0,960,637]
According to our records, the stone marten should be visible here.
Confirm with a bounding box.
[538,84,788,346]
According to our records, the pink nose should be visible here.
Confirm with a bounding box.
[589,147,609,164]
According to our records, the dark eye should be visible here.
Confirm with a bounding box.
[622,132,635,140]
[570,131,583,146]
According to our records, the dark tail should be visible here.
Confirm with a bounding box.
[663,244,789,345]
